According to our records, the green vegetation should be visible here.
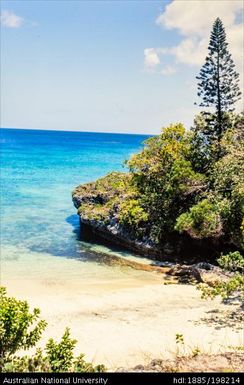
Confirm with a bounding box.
[74,113,244,253]
[198,251,244,301]
[175,199,222,239]
[0,287,47,366]
[73,19,243,261]
[196,18,241,159]
[197,250,244,302]
[218,251,244,273]
[198,273,244,301]
[0,288,106,373]
[126,123,205,243]
[72,19,243,308]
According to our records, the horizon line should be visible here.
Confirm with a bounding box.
[0,126,154,136]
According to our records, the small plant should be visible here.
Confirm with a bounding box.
[217,251,244,273]
[197,274,244,301]
[197,252,244,303]
[227,345,244,352]
[175,333,184,345]
[175,333,185,357]
[191,347,201,357]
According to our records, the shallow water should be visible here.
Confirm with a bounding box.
[1,128,156,288]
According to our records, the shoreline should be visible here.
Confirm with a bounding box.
[3,259,243,371]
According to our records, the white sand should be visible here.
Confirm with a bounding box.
[3,263,243,371]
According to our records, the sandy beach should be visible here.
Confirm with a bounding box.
[3,253,243,371]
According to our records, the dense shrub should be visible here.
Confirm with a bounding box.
[126,123,204,243]
[217,251,244,273]
[118,198,148,235]
[75,113,243,254]
[0,288,106,373]
[0,287,47,365]
[175,199,222,238]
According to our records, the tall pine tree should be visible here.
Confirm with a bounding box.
[196,18,241,154]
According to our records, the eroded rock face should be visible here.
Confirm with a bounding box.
[73,184,184,261]
[72,172,163,259]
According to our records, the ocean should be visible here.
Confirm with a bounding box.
[1,128,153,286]
[2,129,238,368]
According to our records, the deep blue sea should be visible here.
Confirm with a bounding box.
[1,128,151,283]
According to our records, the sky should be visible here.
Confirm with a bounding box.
[1,0,243,134]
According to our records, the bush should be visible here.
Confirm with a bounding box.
[45,328,77,372]
[198,274,244,301]
[127,123,204,243]
[198,251,244,302]
[0,287,47,365]
[175,199,222,238]
[218,251,244,273]
[3,329,106,373]
[0,288,106,373]
[74,113,243,253]
[118,198,148,236]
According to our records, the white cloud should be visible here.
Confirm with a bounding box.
[1,10,24,28]
[144,48,160,69]
[146,0,243,78]
[170,37,208,66]
[156,0,242,37]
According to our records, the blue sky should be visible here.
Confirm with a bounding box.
[1,0,243,134]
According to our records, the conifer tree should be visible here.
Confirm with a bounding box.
[196,18,241,153]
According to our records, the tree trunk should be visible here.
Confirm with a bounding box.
[216,44,222,159]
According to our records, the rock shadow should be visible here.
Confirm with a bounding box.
[65,214,81,239]
[189,305,243,330]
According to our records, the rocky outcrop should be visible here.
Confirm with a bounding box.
[165,262,233,284]
[72,173,166,259]
[72,173,232,263]
[73,183,185,262]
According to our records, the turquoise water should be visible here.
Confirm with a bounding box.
[1,128,151,278]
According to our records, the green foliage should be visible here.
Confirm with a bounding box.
[198,274,244,301]
[218,252,244,273]
[188,114,213,173]
[45,328,76,372]
[209,116,244,247]
[118,198,148,235]
[191,347,201,357]
[72,354,106,373]
[198,251,244,303]
[175,333,186,357]
[77,172,130,198]
[0,288,106,373]
[175,334,184,345]
[73,172,134,224]
[196,17,241,155]
[75,113,243,252]
[179,113,244,248]
[2,348,49,373]
[73,21,243,253]
[175,199,222,238]
[0,287,47,364]
[127,123,204,243]
[2,331,106,373]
